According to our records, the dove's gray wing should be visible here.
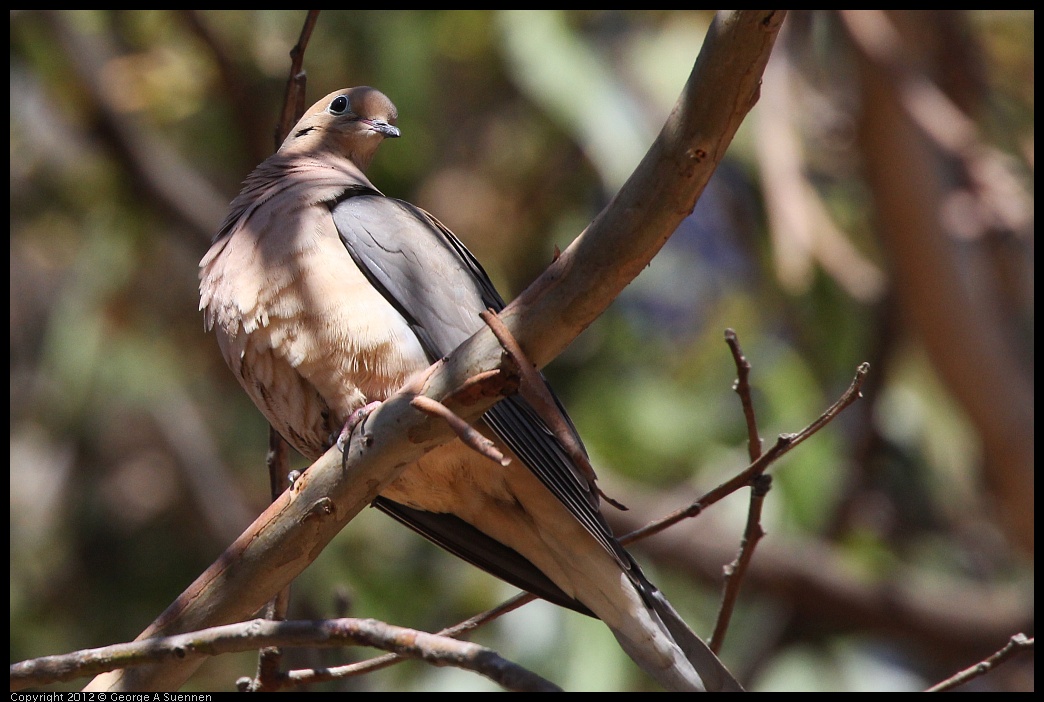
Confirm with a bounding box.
[329,193,632,609]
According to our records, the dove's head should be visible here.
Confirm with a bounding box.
[280,86,400,170]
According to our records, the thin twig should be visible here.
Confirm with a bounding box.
[11,618,560,692]
[711,474,771,653]
[925,633,1033,692]
[275,10,321,147]
[282,593,538,688]
[706,329,769,652]
[622,362,870,544]
[411,395,509,466]
[725,328,762,462]
[786,362,870,452]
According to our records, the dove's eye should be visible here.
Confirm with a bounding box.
[329,95,350,115]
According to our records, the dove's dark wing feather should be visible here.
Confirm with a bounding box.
[376,499,592,615]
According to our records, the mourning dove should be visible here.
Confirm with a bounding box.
[199,86,741,692]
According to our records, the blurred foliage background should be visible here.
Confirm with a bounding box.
[10,10,1033,692]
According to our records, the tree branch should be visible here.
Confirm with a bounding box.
[15,618,559,692]
[925,634,1033,692]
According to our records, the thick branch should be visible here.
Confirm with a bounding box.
[504,10,786,369]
